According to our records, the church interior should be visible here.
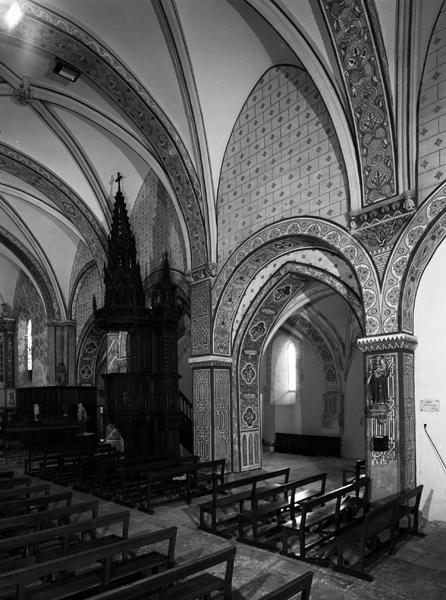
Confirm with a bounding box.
[0,0,446,598]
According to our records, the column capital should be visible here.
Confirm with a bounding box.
[189,355,233,368]
[186,262,217,284]
[357,332,417,353]
[46,319,76,327]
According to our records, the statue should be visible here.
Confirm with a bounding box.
[367,355,391,404]
[77,401,88,434]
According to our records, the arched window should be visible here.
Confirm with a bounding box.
[26,318,32,381]
[287,341,296,392]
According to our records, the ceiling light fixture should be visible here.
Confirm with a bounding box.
[4,2,23,29]
[53,59,81,83]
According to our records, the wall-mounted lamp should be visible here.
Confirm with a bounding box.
[53,59,80,82]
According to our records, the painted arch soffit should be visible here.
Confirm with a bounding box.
[1,1,207,268]
[382,182,446,335]
[0,227,60,320]
[0,142,107,268]
[230,258,363,350]
[212,217,379,355]
[319,0,396,205]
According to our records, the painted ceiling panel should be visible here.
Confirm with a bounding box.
[0,97,105,224]
[11,199,80,302]
[52,107,150,213]
[176,0,298,192]
[374,0,397,105]
[43,0,193,161]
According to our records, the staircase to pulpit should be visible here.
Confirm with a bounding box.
[94,174,185,458]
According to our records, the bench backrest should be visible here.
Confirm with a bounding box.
[0,490,73,516]
[259,571,313,600]
[0,471,14,479]
[78,545,237,600]
[0,500,100,536]
[301,477,370,524]
[0,483,50,501]
[0,527,178,592]
[0,510,130,558]
[253,472,328,509]
[216,467,290,495]
[0,476,31,490]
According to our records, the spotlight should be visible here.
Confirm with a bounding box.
[5,2,23,29]
[53,59,80,83]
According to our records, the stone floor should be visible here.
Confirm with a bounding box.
[4,452,446,599]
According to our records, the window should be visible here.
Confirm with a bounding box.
[287,341,296,391]
[26,318,32,381]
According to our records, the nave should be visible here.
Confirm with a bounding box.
[1,451,445,600]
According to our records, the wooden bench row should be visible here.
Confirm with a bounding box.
[330,484,424,580]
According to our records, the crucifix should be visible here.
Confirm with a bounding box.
[115,172,122,193]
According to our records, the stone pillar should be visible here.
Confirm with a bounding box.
[189,356,232,465]
[47,320,76,384]
[357,333,417,500]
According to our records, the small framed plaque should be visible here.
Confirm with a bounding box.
[420,399,440,412]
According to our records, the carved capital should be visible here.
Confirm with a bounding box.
[186,262,217,283]
[189,355,233,368]
[357,332,418,352]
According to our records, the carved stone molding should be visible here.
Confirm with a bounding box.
[357,333,418,352]
[187,263,218,283]
[189,355,233,368]
[350,192,417,275]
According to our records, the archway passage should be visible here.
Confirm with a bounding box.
[233,270,364,472]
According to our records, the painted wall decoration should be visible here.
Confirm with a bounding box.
[193,368,211,461]
[217,64,348,265]
[3,1,207,268]
[13,271,48,386]
[402,353,416,490]
[77,324,105,386]
[214,369,231,466]
[213,218,379,355]
[131,171,187,277]
[191,281,211,356]
[367,353,396,465]
[0,229,60,321]
[234,272,308,470]
[320,0,396,205]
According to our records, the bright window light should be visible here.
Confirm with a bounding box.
[288,342,296,392]
[26,318,32,371]
[5,2,23,29]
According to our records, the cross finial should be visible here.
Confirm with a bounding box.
[115,172,122,193]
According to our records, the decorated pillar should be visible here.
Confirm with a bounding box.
[47,320,76,385]
[188,263,233,464]
[357,333,417,499]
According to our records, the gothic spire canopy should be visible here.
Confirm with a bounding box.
[94,174,150,331]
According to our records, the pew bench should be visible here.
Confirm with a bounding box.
[281,477,371,564]
[198,467,290,537]
[259,571,313,599]
[0,490,73,518]
[190,458,226,496]
[0,500,100,539]
[0,510,131,572]
[0,483,50,503]
[73,545,236,600]
[0,527,177,600]
[0,472,14,480]
[0,477,31,491]
[331,484,423,580]
[238,473,327,548]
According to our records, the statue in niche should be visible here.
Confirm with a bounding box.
[56,362,67,386]
[367,355,391,404]
[77,401,88,434]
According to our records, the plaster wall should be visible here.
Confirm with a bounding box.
[343,349,365,459]
[414,238,446,522]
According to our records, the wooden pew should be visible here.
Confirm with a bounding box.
[0,510,131,571]
[74,545,236,600]
[259,571,314,599]
[190,458,226,496]
[198,467,290,537]
[0,477,31,490]
[0,527,177,600]
[0,500,99,539]
[0,490,72,518]
[0,483,50,503]
[281,477,370,564]
[0,472,14,480]
[331,484,423,580]
[238,473,327,548]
